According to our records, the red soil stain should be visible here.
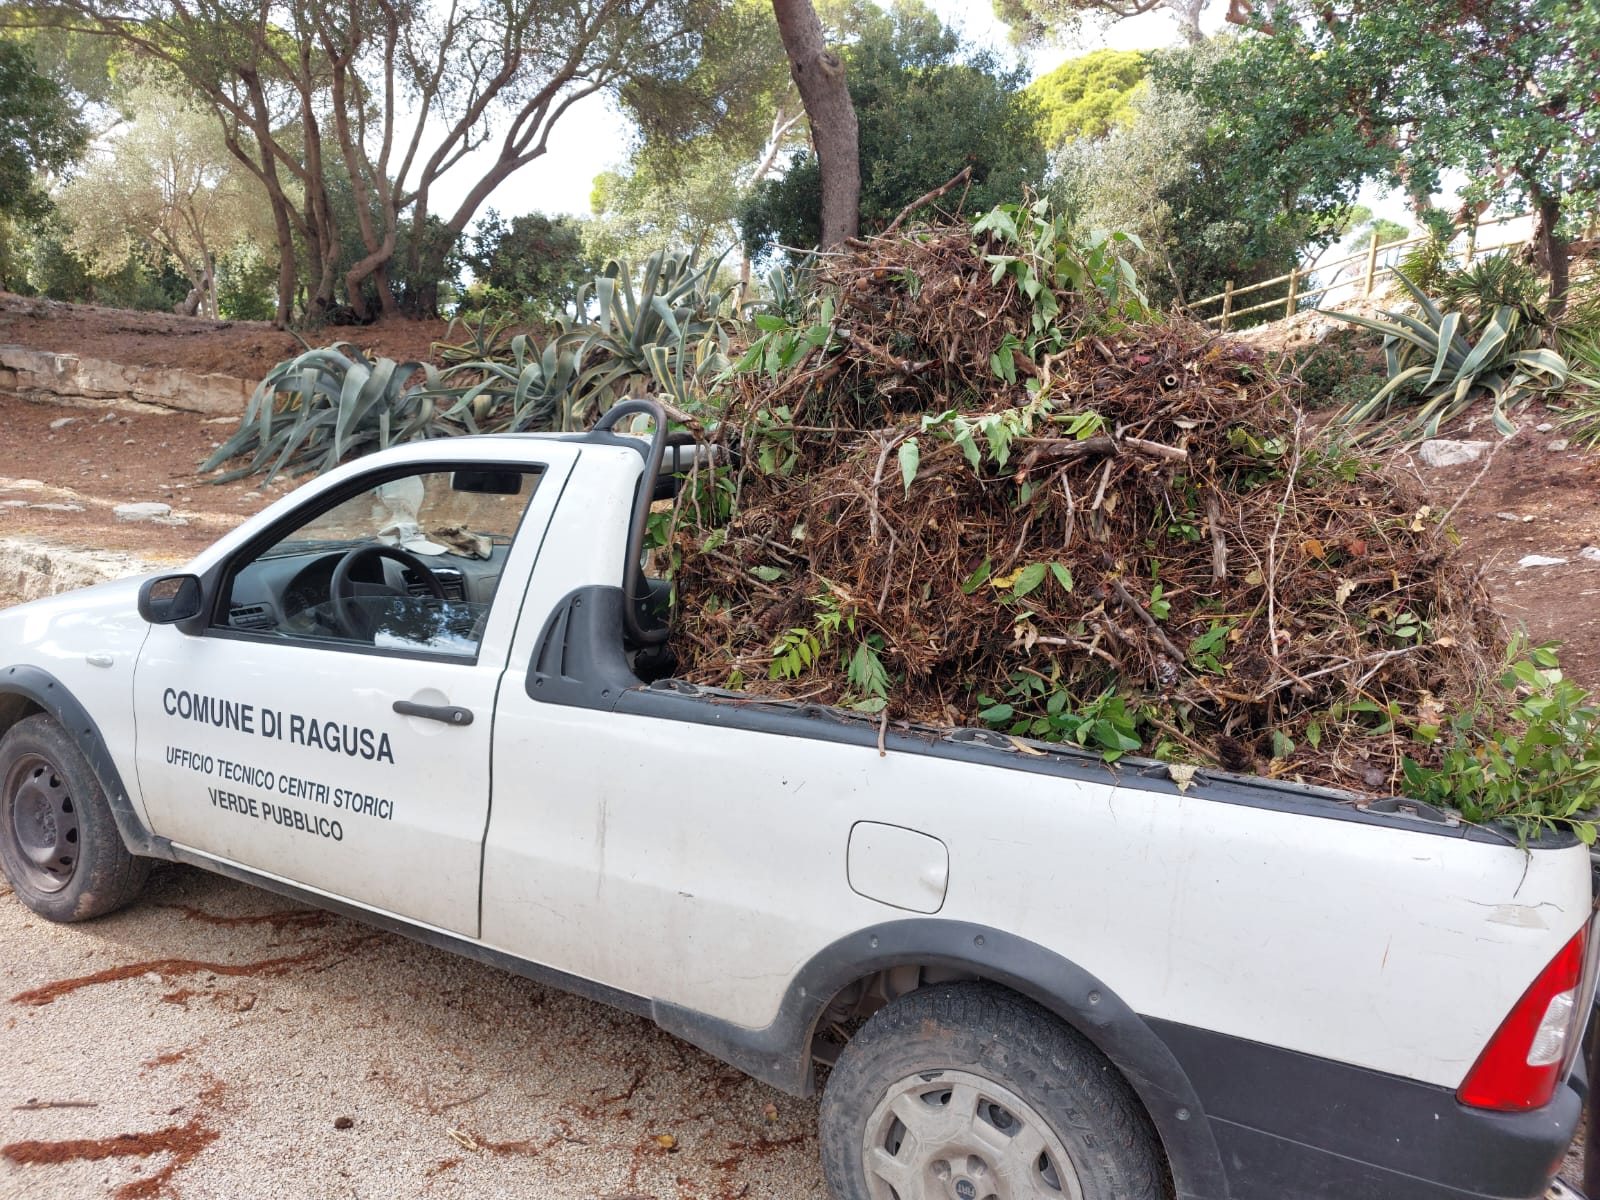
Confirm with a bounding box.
[155,903,331,932]
[708,1132,808,1170]
[2,1082,224,1199]
[141,1048,192,1069]
[10,950,324,1006]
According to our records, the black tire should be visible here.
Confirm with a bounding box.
[820,982,1170,1200]
[0,714,149,922]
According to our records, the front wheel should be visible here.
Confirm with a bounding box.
[820,983,1169,1200]
[0,714,149,922]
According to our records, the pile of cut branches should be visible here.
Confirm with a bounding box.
[663,209,1512,798]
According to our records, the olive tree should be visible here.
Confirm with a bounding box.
[56,79,270,316]
[43,0,712,323]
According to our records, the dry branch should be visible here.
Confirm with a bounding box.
[665,218,1506,794]
[882,166,973,236]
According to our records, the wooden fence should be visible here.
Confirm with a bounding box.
[1188,213,1530,331]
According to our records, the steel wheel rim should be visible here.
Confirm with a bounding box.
[861,1068,1084,1200]
[4,752,80,894]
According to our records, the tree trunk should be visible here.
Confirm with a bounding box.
[268,194,298,328]
[1530,190,1569,321]
[770,0,859,248]
[1165,0,1205,43]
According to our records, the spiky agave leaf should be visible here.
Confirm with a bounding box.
[1321,271,1571,444]
[200,344,443,483]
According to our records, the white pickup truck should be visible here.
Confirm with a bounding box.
[1,400,1594,1200]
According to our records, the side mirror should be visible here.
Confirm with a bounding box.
[138,575,204,625]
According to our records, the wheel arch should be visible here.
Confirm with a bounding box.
[0,664,166,858]
[651,919,1233,1200]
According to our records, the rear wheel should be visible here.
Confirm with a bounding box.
[0,714,148,921]
[820,982,1169,1200]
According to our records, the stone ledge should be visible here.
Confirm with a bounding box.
[0,535,166,605]
[0,344,253,416]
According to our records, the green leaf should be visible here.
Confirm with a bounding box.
[1050,563,1073,592]
[960,557,994,594]
[847,640,891,699]
[750,565,784,582]
[1012,563,1048,598]
[1510,347,1569,384]
[1426,311,1462,389]
[980,702,1016,723]
[951,425,982,470]
[898,436,920,497]
[1453,306,1515,382]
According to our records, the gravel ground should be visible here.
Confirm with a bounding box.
[0,865,825,1200]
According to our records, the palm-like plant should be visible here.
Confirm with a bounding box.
[560,248,739,423]
[1326,272,1569,439]
[200,344,448,483]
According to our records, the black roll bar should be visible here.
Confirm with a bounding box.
[591,398,671,646]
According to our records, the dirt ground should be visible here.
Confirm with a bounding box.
[0,866,824,1200]
[3,300,1600,1197]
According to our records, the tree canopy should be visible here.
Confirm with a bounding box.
[56,77,271,316]
[0,39,85,219]
[1027,48,1146,150]
[1176,0,1600,304]
[740,1,1045,255]
[37,0,716,322]
[991,0,1240,46]
[1054,39,1337,309]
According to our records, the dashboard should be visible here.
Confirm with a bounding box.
[220,538,513,650]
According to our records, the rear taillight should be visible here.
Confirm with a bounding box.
[1458,925,1588,1111]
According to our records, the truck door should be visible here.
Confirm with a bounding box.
[132,451,573,935]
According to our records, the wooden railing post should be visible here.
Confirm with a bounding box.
[1363,237,1380,295]
[1286,266,1299,318]
[1221,280,1234,331]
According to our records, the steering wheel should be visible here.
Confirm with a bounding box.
[329,544,445,640]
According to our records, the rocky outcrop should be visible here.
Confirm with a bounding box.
[0,344,252,415]
[0,535,161,604]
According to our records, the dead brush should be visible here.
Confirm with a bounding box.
[665,216,1508,797]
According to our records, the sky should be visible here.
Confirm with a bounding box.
[431,0,1206,225]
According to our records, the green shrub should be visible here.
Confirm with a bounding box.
[1290,326,1386,410]
[1400,639,1600,844]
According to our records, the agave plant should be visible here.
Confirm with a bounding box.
[1326,272,1569,439]
[205,248,746,483]
[561,248,740,424]
[201,344,448,483]
[431,311,525,369]
[439,332,580,432]
[744,255,818,324]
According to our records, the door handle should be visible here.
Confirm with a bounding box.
[392,700,474,726]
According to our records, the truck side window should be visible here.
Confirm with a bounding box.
[214,466,541,659]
